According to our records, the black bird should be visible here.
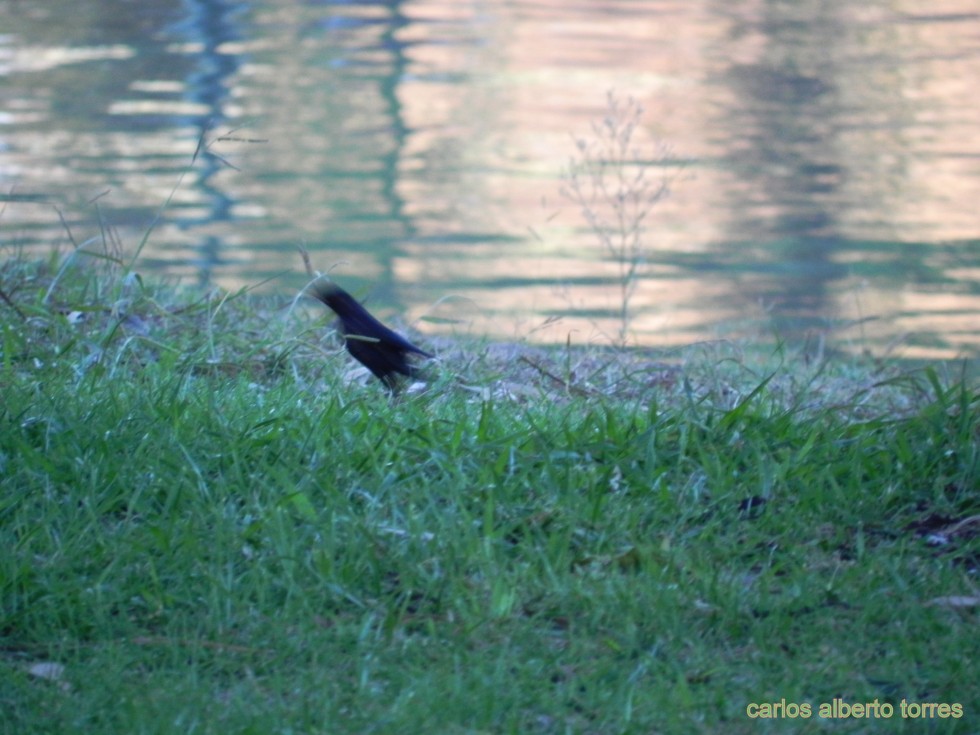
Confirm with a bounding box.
[311,281,432,388]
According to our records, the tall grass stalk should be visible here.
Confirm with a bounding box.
[562,92,676,345]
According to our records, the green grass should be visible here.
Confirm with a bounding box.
[1,252,977,734]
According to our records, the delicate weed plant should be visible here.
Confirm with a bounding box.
[562,92,676,346]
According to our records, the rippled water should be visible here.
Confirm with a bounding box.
[2,0,979,360]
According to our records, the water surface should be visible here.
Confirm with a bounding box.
[2,0,979,360]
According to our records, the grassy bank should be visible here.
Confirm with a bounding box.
[1,253,977,734]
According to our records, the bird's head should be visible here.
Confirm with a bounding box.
[309,280,357,312]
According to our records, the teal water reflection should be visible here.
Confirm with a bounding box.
[1,0,978,360]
